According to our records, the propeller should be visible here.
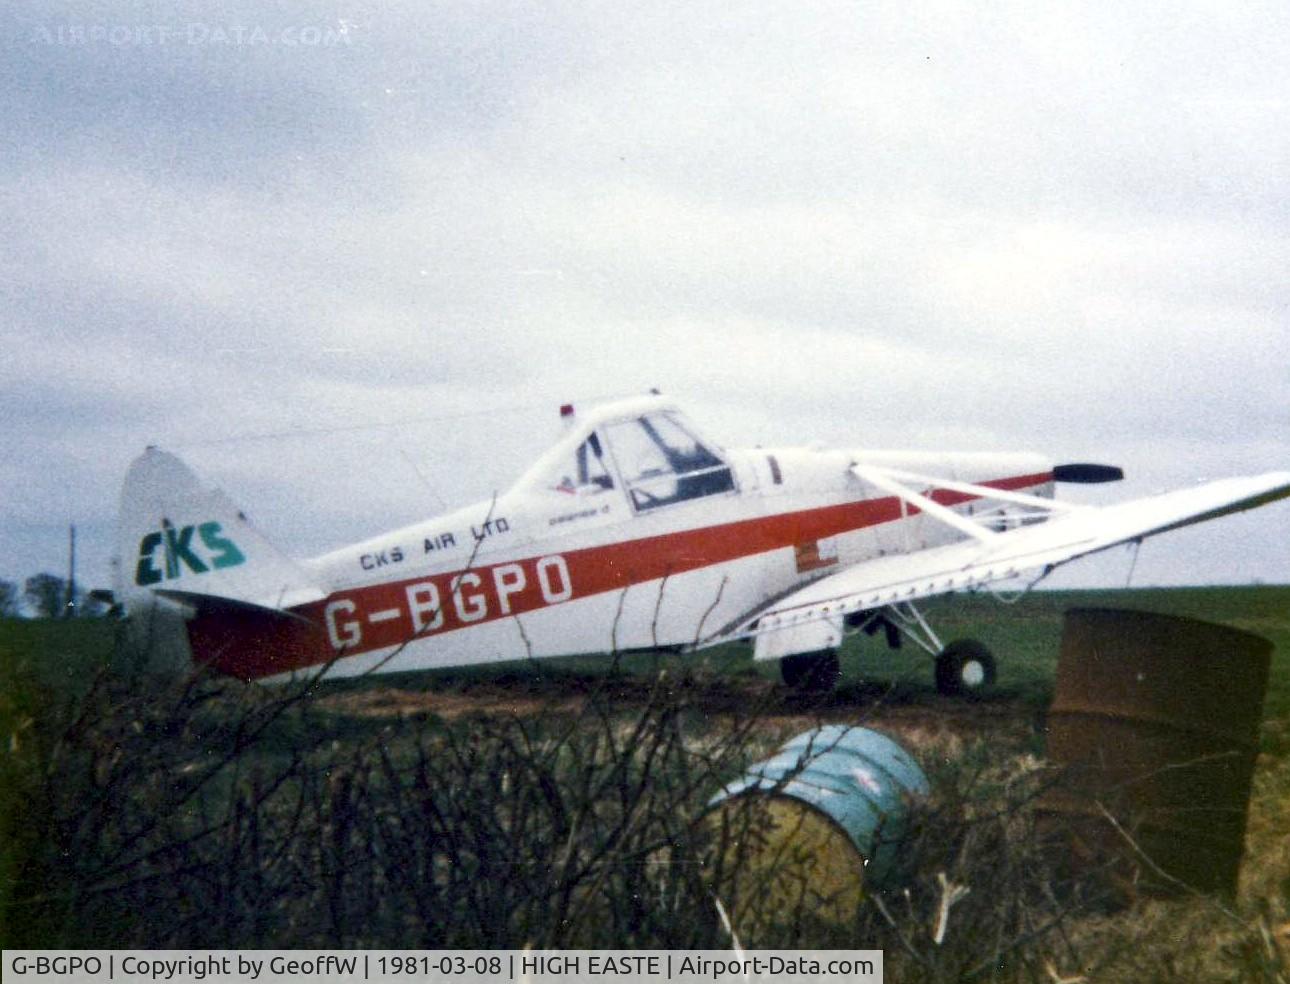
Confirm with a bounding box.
[1053,462,1124,484]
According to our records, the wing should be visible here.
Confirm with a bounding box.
[738,468,1290,657]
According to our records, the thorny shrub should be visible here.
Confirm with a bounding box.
[3,636,1288,983]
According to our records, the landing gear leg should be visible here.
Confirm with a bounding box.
[779,649,841,691]
[883,601,945,657]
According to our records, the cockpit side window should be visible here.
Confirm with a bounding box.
[544,432,615,496]
[605,412,735,512]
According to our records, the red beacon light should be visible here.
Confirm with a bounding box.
[559,403,575,419]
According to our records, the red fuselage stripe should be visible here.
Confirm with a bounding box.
[192,472,1052,678]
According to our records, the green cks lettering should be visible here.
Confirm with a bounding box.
[198,522,246,569]
[165,524,208,576]
[134,521,246,585]
[136,532,163,586]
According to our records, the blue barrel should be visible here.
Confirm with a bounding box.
[711,725,930,888]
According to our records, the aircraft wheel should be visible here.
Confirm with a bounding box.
[780,650,841,691]
[935,639,996,697]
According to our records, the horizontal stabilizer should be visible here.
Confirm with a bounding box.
[155,589,320,625]
[156,590,326,681]
[742,470,1290,647]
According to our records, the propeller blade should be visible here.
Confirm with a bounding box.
[1053,463,1124,484]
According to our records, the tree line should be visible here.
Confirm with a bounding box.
[0,573,110,619]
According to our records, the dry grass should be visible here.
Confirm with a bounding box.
[3,600,1288,982]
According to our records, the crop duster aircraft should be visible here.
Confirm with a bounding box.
[117,394,1290,693]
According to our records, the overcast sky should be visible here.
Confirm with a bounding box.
[2,1,1288,601]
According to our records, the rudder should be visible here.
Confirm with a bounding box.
[116,448,327,675]
[116,448,324,618]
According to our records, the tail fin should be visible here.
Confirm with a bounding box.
[117,448,325,612]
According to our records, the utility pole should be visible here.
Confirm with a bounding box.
[65,523,76,619]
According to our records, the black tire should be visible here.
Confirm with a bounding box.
[779,650,841,691]
[934,639,996,697]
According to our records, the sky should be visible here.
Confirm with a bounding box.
[2,0,1288,603]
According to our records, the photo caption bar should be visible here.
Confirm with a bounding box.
[3,950,882,984]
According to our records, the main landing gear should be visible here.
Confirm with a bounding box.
[866,600,995,701]
[776,601,997,697]
[863,601,996,697]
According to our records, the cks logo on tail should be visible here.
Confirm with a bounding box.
[135,521,246,585]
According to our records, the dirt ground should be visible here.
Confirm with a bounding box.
[315,671,1041,763]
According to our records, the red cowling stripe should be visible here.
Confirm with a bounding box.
[190,472,1052,679]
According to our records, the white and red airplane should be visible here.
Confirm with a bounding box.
[116,394,1290,693]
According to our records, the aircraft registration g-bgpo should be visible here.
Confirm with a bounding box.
[116,394,1290,693]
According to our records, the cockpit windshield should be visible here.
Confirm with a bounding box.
[530,407,735,512]
[605,411,735,511]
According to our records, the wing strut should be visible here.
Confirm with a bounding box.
[852,466,1000,542]
[851,464,1079,541]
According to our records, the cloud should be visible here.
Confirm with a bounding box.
[1,0,1287,590]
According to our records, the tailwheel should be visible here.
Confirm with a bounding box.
[934,639,996,697]
[780,649,841,691]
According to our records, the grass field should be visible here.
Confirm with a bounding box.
[352,584,1290,730]
[854,585,1290,721]
[5,585,1285,710]
[1,585,1288,977]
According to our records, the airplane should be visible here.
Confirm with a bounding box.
[115,393,1290,693]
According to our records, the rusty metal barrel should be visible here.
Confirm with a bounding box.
[706,725,929,936]
[1041,608,1271,896]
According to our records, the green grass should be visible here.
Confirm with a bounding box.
[4,585,1287,716]
[0,617,120,942]
[0,616,118,737]
[2,586,1286,762]
[913,585,1290,721]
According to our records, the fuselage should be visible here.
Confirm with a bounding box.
[196,397,1052,682]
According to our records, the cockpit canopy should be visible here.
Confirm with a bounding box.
[524,403,735,513]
